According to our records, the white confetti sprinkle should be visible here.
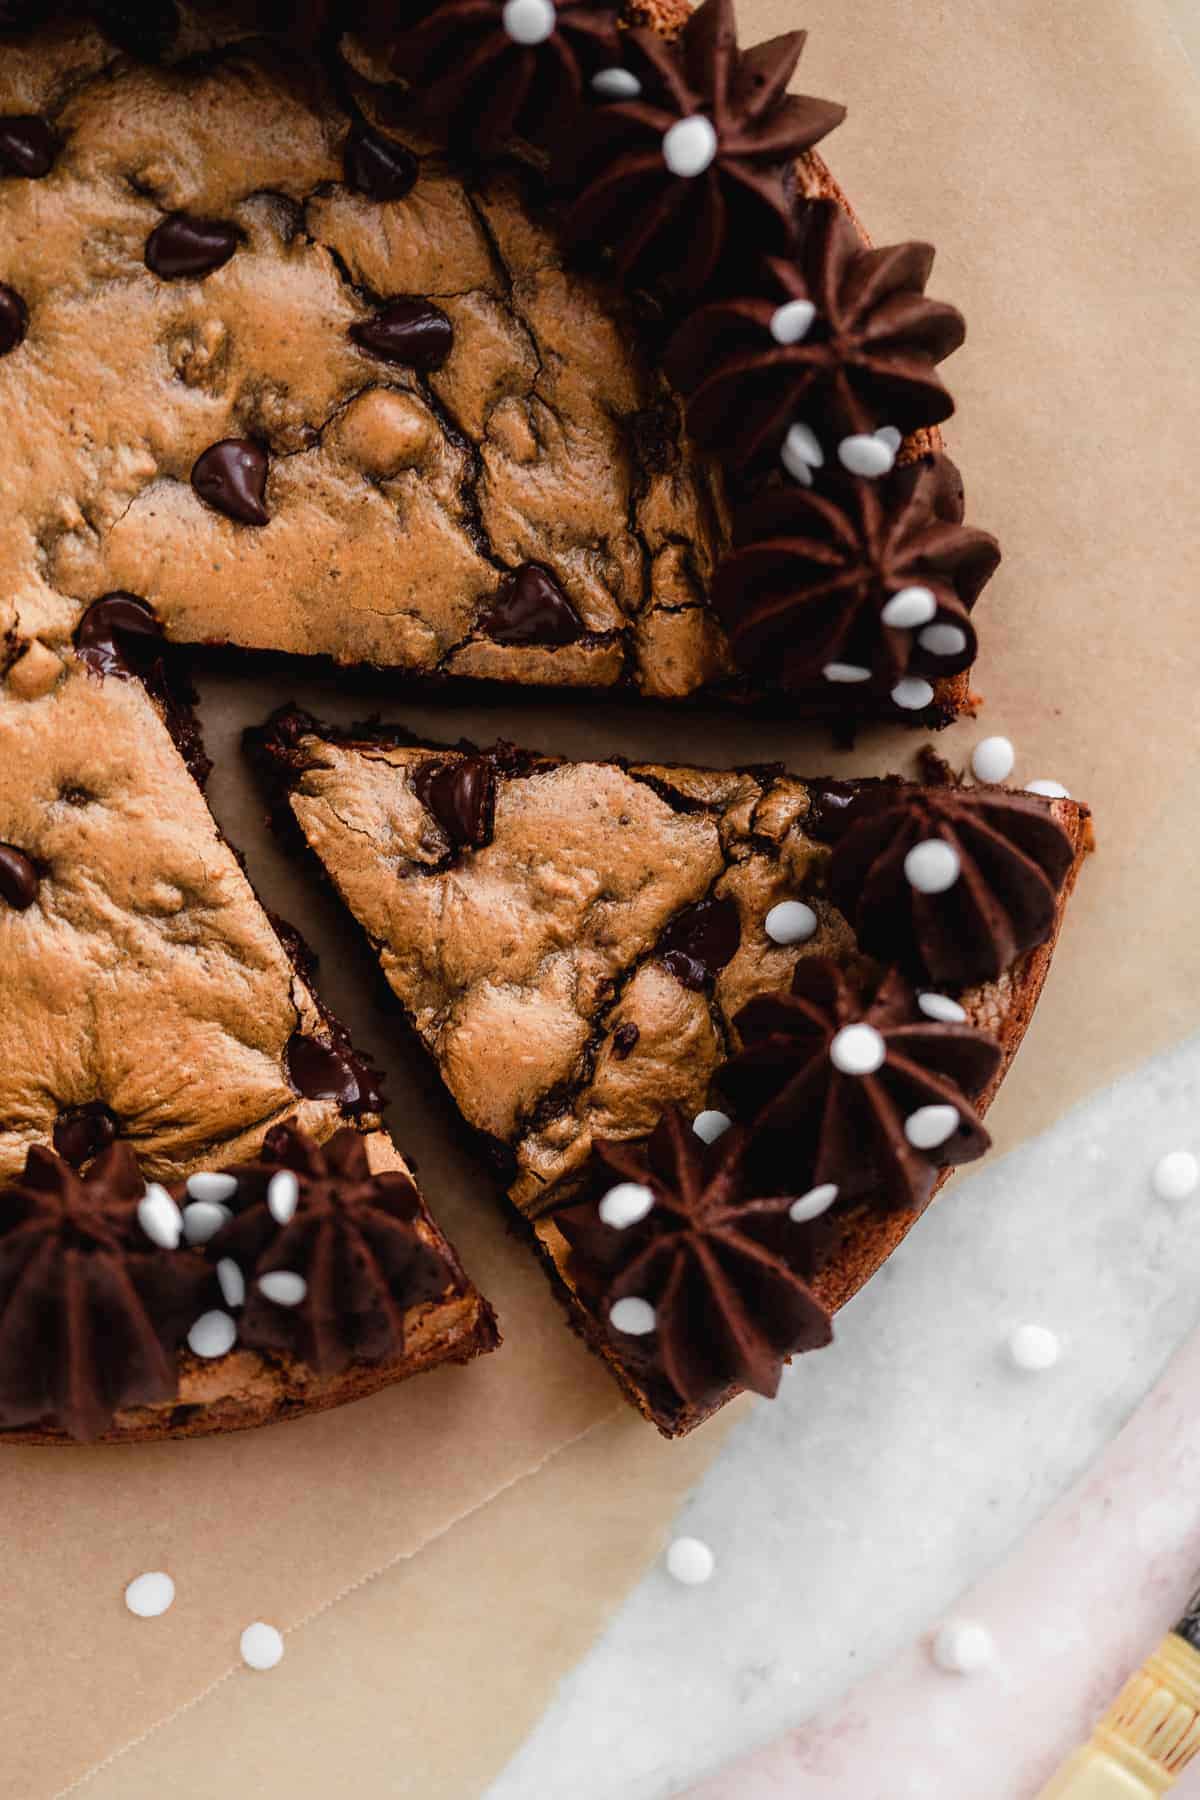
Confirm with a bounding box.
[880,585,937,629]
[258,1271,308,1307]
[918,992,967,1024]
[875,426,903,453]
[971,736,1015,784]
[891,676,936,711]
[187,1310,237,1359]
[1152,1150,1199,1203]
[185,1171,238,1203]
[267,1169,299,1226]
[591,66,641,99]
[216,1258,245,1310]
[662,114,718,178]
[822,661,872,684]
[598,1182,656,1229]
[124,1572,175,1619]
[780,421,824,484]
[693,1110,733,1145]
[1025,779,1070,799]
[904,839,961,895]
[666,1536,716,1585]
[769,298,816,345]
[932,1619,995,1674]
[904,1105,960,1150]
[182,1200,231,1245]
[918,623,968,658]
[138,1184,182,1251]
[829,1024,886,1077]
[240,1622,284,1672]
[765,900,817,945]
[1007,1323,1061,1371]
[837,433,895,478]
[502,0,555,46]
[789,1183,839,1223]
[610,1296,657,1336]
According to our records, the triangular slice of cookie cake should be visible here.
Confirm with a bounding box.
[251,710,1092,1437]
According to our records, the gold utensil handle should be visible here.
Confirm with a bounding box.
[1036,1633,1200,1798]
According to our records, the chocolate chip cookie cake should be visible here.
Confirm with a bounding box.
[0,0,1091,1441]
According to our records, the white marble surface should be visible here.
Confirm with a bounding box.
[488,1030,1200,1799]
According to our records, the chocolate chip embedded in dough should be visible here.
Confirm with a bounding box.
[612,1022,640,1060]
[343,127,418,202]
[145,213,240,281]
[0,844,38,910]
[191,439,271,526]
[481,564,585,648]
[0,115,57,179]
[284,1034,383,1115]
[52,1102,119,1167]
[0,284,28,356]
[75,594,163,679]
[350,299,453,370]
[412,756,496,852]
[658,897,741,991]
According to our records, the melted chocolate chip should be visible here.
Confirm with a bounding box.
[350,298,453,370]
[0,283,28,356]
[191,439,270,526]
[659,897,741,991]
[0,115,57,179]
[344,127,418,202]
[284,1033,382,1115]
[92,0,180,61]
[612,1022,640,1060]
[145,212,240,281]
[53,1102,118,1167]
[412,755,495,852]
[75,594,163,679]
[482,564,584,648]
[0,843,38,910]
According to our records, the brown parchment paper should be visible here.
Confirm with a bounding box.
[4,0,1199,1794]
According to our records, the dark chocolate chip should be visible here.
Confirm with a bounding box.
[0,283,28,356]
[412,755,495,852]
[482,564,584,648]
[805,780,895,844]
[145,212,239,280]
[0,116,57,179]
[284,1033,382,1115]
[191,439,270,526]
[75,593,163,679]
[0,843,38,910]
[612,1022,640,1060]
[91,0,180,61]
[344,127,418,202]
[350,298,453,370]
[659,897,741,991]
[53,1102,118,1167]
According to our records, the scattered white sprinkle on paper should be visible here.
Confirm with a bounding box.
[186,1171,238,1204]
[1025,779,1070,799]
[187,1310,237,1359]
[829,1023,886,1077]
[1007,1323,1061,1372]
[666,1537,716,1586]
[918,622,968,658]
[591,66,641,99]
[822,661,871,684]
[502,0,555,46]
[693,1110,732,1146]
[971,736,1015,784]
[769,298,816,345]
[789,1183,838,1224]
[662,114,717,178]
[932,1618,995,1674]
[267,1170,299,1226]
[904,1105,959,1150]
[138,1184,182,1251]
[904,839,961,895]
[240,1621,284,1672]
[182,1200,230,1245]
[1152,1150,1199,1203]
[917,992,967,1024]
[610,1296,657,1336]
[891,676,936,711]
[880,585,937,629]
[216,1258,245,1310]
[765,900,817,945]
[598,1182,656,1230]
[258,1271,308,1307]
[124,1572,175,1619]
[780,421,823,484]
[838,433,895,478]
